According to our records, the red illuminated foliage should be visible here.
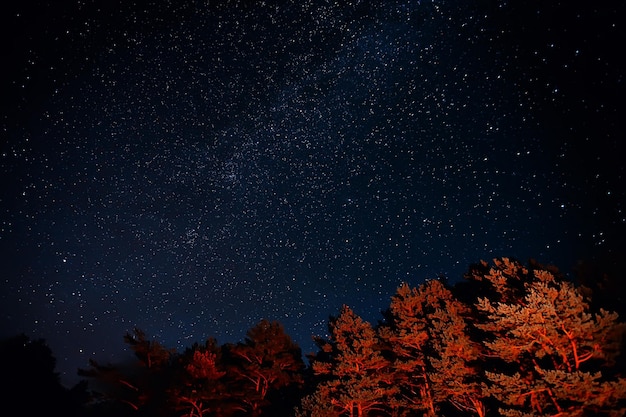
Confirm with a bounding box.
[71,257,626,417]
[303,305,395,417]
[225,319,305,416]
[380,280,485,417]
[471,258,626,416]
[168,338,228,417]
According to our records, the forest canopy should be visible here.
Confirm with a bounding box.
[2,258,625,417]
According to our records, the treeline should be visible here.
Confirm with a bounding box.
[2,258,626,416]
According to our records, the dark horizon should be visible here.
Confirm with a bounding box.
[3,257,625,416]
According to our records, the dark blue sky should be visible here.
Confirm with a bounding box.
[1,0,624,387]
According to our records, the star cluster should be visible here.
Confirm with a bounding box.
[1,0,624,386]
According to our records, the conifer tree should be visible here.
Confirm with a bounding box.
[463,257,531,304]
[168,338,228,417]
[379,282,434,415]
[124,327,174,371]
[226,319,305,416]
[80,328,175,416]
[427,281,485,417]
[473,259,626,416]
[307,305,395,417]
[381,280,485,416]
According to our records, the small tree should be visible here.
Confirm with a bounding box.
[226,319,305,416]
[169,338,228,417]
[308,305,395,417]
[80,328,175,416]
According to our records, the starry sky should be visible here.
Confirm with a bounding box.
[1,0,624,387]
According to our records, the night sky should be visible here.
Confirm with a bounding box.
[1,0,624,387]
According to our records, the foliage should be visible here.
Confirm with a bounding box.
[306,305,395,417]
[224,319,305,416]
[294,390,341,417]
[168,338,229,417]
[472,258,626,416]
[380,279,486,417]
[6,257,626,417]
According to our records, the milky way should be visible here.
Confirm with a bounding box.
[1,0,624,386]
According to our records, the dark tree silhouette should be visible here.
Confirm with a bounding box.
[168,338,231,417]
[224,319,306,416]
[80,328,175,416]
[123,327,174,371]
[0,334,88,416]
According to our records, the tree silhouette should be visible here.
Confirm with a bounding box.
[168,338,229,417]
[123,327,174,371]
[0,334,88,416]
[225,319,305,416]
[80,328,175,416]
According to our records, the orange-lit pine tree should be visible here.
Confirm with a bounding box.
[426,280,485,417]
[307,305,395,417]
[473,258,626,416]
[381,280,485,417]
[379,282,435,416]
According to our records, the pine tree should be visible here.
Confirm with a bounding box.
[427,282,485,417]
[473,259,626,416]
[379,282,434,416]
[226,319,305,416]
[124,327,173,371]
[80,328,175,416]
[168,338,228,417]
[381,280,485,416]
[307,305,395,417]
